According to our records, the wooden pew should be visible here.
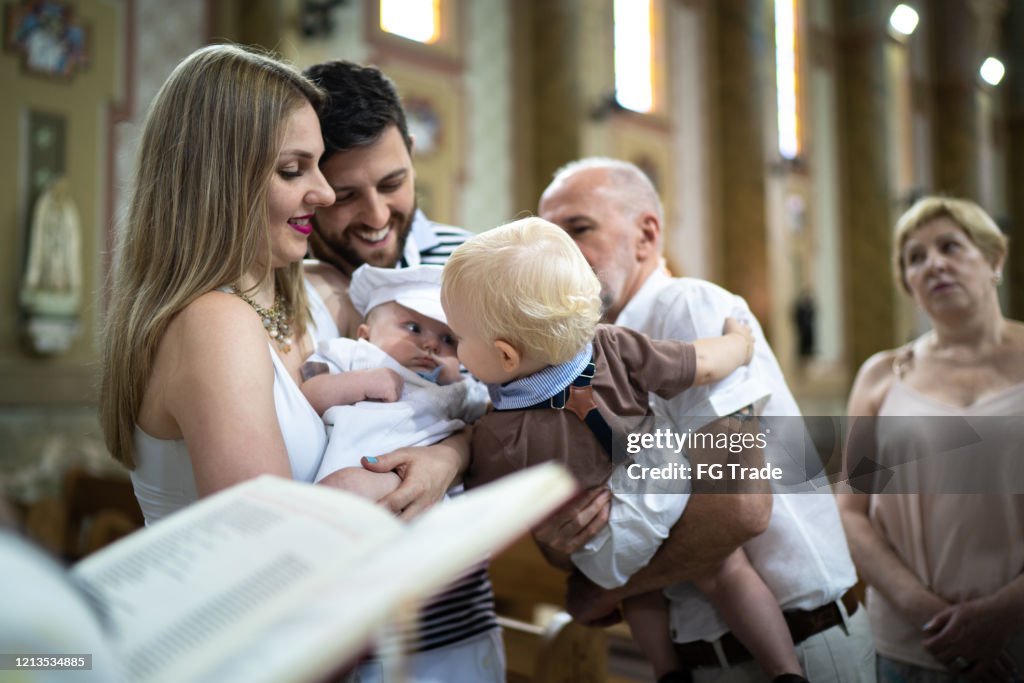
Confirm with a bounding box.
[24,467,143,561]
[492,536,612,682]
[491,536,566,619]
[500,612,607,683]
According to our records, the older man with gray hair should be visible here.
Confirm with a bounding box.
[535,157,875,683]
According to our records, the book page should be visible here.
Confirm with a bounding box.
[70,476,401,683]
[215,463,578,683]
[71,464,576,683]
[379,461,580,584]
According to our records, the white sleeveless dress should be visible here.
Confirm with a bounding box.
[305,276,340,339]
[131,343,327,526]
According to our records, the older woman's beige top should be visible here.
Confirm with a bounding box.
[869,377,1024,669]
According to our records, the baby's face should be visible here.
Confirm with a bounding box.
[441,295,512,385]
[360,302,460,377]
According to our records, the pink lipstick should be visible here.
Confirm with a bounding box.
[288,214,314,235]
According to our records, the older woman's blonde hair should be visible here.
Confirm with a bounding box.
[893,196,1008,292]
[100,44,324,468]
[442,217,602,365]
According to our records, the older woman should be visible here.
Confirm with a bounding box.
[839,197,1024,682]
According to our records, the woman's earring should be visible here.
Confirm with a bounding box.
[993,269,1003,285]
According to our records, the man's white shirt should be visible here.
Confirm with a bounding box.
[615,269,857,642]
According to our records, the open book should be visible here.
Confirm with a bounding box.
[69,463,576,683]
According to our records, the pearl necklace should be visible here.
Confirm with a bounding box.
[232,288,293,353]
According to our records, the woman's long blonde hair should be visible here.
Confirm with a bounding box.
[100,44,324,468]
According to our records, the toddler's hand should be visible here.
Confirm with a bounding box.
[363,368,404,402]
[723,317,754,365]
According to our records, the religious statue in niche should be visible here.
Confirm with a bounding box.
[4,0,88,79]
[20,177,82,354]
[404,97,442,157]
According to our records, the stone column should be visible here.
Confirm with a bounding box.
[513,0,587,209]
[834,0,895,371]
[709,0,771,329]
[929,0,984,200]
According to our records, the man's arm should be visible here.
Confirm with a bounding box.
[563,411,772,624]
[532,486,613,570]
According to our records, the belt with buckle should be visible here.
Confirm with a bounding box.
[674,588,860,669]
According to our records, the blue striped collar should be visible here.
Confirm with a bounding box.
[488,343,593,410]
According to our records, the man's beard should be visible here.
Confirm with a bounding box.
[310,202,415,275]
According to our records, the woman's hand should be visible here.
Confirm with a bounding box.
[964,652,1019,683]
[361,430,470,520]
[922,599,1019,678]
[895,589,951,636]
[531,486,611,569]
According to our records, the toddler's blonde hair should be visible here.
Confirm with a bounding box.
[442,217,602,365]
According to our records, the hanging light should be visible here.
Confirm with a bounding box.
[889,4,919,37]
[980,57,1005,86]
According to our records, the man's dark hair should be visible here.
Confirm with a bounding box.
[303,60,412,161]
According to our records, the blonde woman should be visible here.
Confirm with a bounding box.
[100,44,336,522]
[839,197,1024,682]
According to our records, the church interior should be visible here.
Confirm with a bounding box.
[0,0,1021,680]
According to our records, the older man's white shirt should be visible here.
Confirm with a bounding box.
[615,269,857,643]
